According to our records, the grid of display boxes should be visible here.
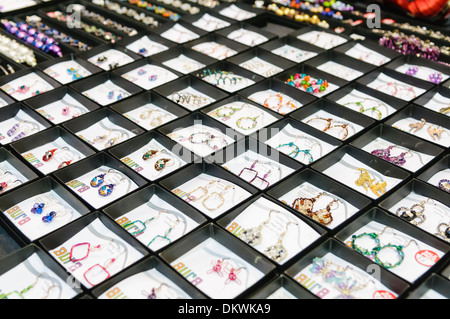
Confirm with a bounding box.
[0,0,448,300]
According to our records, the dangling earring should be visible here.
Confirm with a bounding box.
[263,221,297,263]
[206,257,229,277]
[395,199,430,226]
[238,210,275,246]
[141,283,168,299]
[224,266,246,285]
[90,173,106,187]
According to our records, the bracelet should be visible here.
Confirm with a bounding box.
[286,73,328,94]
[1,19,63,58]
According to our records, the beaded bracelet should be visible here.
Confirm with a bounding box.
[1,19,63,58]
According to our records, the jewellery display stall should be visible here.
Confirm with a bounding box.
[0,0,448,302]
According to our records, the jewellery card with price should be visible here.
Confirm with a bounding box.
[296,30,347,50]
[360,137,434,172]
[75,117,135,151]
[82,80,132,106]
[87,49,135,70]
[43,60,92,85]
[342,220,444,283]
[36,94,90,124]
[221,149,295,190]
[344,43,391,66]
[122,104,177,130]
[218,4,256,21]
[191,41,238,60]
[247,89,304,115]
[227,29,268,47]
[170,237,264,299]
[207,101,279,136]
[386,193,449,242]
[125,36,169,57]
[0,252,78,299]
[167,124,235,157]
[119,138,186,181]
[199,70,255,93]
[391,117,450,147]
[168,87,216,111]
[421,92,450,116]
[238,57,283,78]
[334,88,397,120]
[292,252,397,299]
[160,24,200,44]
[270,44,318,64]
[161,54,205,75]
[225,197,321,265]
[192,13,231,32]
[0,110,45,144]
[3,191,81,241]
[277,182,359,229]
[366,73,426,102]
[265,124,336,165]
[98,268,192,299]
[65,166,138,209]
[0,72,55,101]
[321,154,402,199]
[316,61,363,81]
[301,110,363,141]
[114,193,198,252]
[172,173,252,219]
[49,218,144,289]
[122,64,178,90]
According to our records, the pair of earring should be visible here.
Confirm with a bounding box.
[42,147,75,169]
[238,210,297,263]
[206,257,246,285]
[408,118,446,141]
[292,192,340,226]
[394,198,435,226]
[90,169,127,197]
[30,201,67,223]
[107,90,124,101]
[142,149,174,172]
[350,226,419,269]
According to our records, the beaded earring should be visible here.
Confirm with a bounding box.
[141,283,168,299]
[395,199,431,226]
[238,210,276,246]
[263,221,297,263]
[224,266,246,285]
[206,257,229,277]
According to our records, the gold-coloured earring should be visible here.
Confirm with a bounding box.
[408,118,426,133]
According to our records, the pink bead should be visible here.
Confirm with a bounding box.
[314,88,319,93]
